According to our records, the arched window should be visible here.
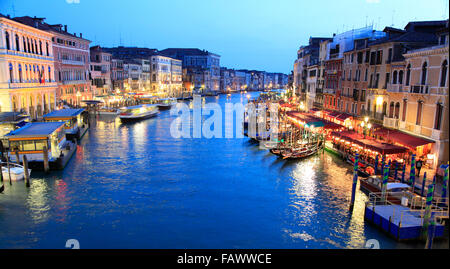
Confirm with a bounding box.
[18,64,22,83]
[399,70,404,85]
[5,31,10,50]
[434,103,444,130]
[48,66,52,81]
[27,38,31,53]
[46,42,49,56]
[416,101,423,125]
[9,63,13,82]
[39,41,43,55]
[382,101,387,116]
[394,102,400,119]
[15,34,20,51]
[389,102,395,118]
[441,60,448,87]
[421,62,428,85]
[392,71,398,84]
[23,37,27,52]
[402,99,407,121]
[406,64,411,86]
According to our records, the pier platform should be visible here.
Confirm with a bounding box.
[364,204,446,240]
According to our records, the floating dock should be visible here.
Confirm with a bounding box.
[364,204,446,240]
[364,190,448,241]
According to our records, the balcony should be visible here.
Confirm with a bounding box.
[387,83,405,93]
[61,59,85,66]
[61,80,88,85]
[431,129,442,140]
[383,116,399,129]
[361,109,385,122]
[410,84,429,94]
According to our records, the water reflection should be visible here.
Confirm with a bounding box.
[0,92,446,249]
[26,179,51,224]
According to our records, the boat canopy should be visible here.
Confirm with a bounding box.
[4,122,65,139]
[43,108,85,120]
[386,183,411,190]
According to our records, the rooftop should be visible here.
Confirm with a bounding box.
[5,122,65,138]
[11,16,89,41]
[0,112,29,123]
[43,108,85,119]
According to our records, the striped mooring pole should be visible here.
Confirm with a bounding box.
[442,165,449,203]
[410,154,416,192]
[422,183,435,244]
[350,153,359,211]
[421,172,427,197]
[374,155,379,175]
[381,164,389,202]
[401,164,406,183]
[388,159,392,177]
[381,155,386,173]
[394,161,399,181]
[432,175,437,198]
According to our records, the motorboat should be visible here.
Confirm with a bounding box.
[1,162,32,181]
[118,104,159,122]
[97,107,118,115]
[156,98,177,110]
[359,175,412,204]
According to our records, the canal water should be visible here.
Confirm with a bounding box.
[0,92,447,249]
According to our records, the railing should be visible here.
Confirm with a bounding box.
[383,116,399,129]
[387,83,405,92]
[411,84,429,94]
[361,109,385,121]
[61,59,85,66]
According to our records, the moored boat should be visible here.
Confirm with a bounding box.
[118,104,159,122]
[1,162,32,181]
[281,141,323,160]
[97,107,118,115]
[359,175,412,204]
[156,98,177,110]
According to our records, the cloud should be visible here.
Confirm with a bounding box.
[366,0,380,3]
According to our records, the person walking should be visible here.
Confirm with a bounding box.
[416,158,424,178]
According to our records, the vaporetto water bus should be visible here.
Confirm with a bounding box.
[118,104,159,122]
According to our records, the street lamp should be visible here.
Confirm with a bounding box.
[361,120,372,139]
[76,91,81,107]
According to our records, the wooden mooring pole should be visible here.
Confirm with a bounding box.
[15,149,20,165]
[23,155,30,187]
[43,146,49,173]
[349,153,359,211]
[6,156,12,185]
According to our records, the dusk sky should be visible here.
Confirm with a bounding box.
[1,0,448,73]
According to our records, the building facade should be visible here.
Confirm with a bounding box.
[89,45,112,96]
[159,48,221,93]
[11,17,93,107]
[0,14,57,119]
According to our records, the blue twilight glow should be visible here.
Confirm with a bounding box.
[0,0,447,73]
[0,0,449,73]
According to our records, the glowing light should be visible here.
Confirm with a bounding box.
[376,96,383,106]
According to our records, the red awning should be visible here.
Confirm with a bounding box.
[332,130,408,155]
[336,113,352,121]
[373,128,434,149]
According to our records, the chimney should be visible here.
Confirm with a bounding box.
[64,25,67,32]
